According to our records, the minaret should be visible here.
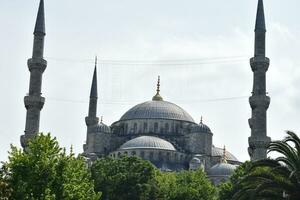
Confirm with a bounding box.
[85,57,99,134]
[21,0,47,148]
[248,0,271,161]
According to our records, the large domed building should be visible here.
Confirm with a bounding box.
[83,74,240,178]
[22,0,272,185]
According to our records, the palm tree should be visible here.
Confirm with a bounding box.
[232,131,300,200]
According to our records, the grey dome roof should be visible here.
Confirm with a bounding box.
[192,122,211,133]
[120,100,195,123]
[212,146,238,162]
[93,122,111,133]
[119,136,176,151]
[208,163,237,176]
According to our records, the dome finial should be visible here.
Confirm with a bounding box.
[152,76,163,101]
[222,145,227,163]
[200,116,203,124]
[100,116,103,123]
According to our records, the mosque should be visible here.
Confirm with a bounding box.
[20,0,271,185]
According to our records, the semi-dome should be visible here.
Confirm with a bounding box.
[119,100,195,123]
[212,146,238,162]
[208,163,237,176]
[119,136,176,151]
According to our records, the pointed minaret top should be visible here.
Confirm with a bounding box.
[90,57,98,98]
[34,0,45,35]
[152,76,163,101]
[222,145,228,163]
[255,0,266,31]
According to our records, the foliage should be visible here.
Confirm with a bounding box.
[232,131,300,200]
[91,156,158,200]
[0,165,12,200]
[2,133,100,200]
[156,169,217,200]
[218,161,252,200]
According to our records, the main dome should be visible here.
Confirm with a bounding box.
[119,136,176,151]
[119,100,195,123]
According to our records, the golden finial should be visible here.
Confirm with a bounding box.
[222,145,227,163]
[152,76,163,101]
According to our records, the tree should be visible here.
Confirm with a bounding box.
[218,161,252,200]
[2,133,100,200]
[156,169,217,200]
[232,131,300,200]
[0,165,12,200]
[91,156,158,200]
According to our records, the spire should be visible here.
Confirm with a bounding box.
[90,57,98,98]
[200,116,203,124]
[255,0,266,31]
[100,116,103,123]
[34,0,45,35]
[152,76,163,101]
[222,145,227,163]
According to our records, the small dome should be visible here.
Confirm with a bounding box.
[119,100,195,123]
[212,146,238,162]
[208,163,237,176]
[119,136,176,151]
[93,122,111,133]
[190,157,201,164]
[191,122,211,133]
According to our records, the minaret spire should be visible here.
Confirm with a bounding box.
[90,57,98,98]
[83,57,100,155]
[248,0,271,161]
[34,0,45,35]
[21,0,47,148]
[152,76,163,101]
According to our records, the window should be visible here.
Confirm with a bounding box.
[143,122,148,132]
[124,124,128,134]
[154,122,158,133]
[133,123,137,133]
[165,123,169,133]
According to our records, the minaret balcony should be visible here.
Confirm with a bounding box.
[28,58,47,72]
[24,95,45,109]
[249,95,270,109]
[250,56,269,72]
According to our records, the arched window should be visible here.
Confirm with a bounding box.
[133,123,137,133]
[124,124,128,134]
[154,122,158,133]
[143,122,148,132]
[175,124,179,133]
[165,123,169,133]
[140,151,145,158]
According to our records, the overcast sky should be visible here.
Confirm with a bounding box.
[1,0,300,162]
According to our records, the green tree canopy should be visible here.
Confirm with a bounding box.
[156,169,217,200]
[91,156,158,200]
[232,131,300,200]
[2,133,100,200]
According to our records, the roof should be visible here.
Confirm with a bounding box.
[93,122,111,133]
[208,163,237,176]
[212,146,239,162]
[191,122,211,133]
[119,136,176,151]
[119,100,195,123]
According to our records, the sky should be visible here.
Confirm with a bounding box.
[0,0,300,162]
